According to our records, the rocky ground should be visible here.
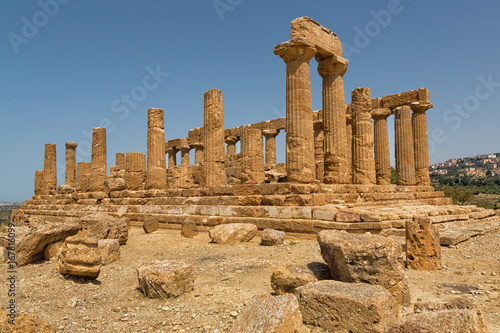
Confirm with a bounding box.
[1,226,499,332]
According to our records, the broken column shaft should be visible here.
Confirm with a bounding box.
[64,142,78,186]
[203,89,226,187]
[90,127,107,191]
[146,108,167,189]
[43,143,57,194]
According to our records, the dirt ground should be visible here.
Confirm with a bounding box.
[1,226,499,332]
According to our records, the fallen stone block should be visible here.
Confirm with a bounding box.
[43,241,64,261]
[82,213,130,244]
[143,217,159,234]
[440,221,500,246]
[137,260,194,299]
[0,309,56,333]
[181,221,199,238]
[229,293,308,333]
[105,177,126,192]
[296,280,399,333]
[390,309,488,332]
[98,239,120,264]
[406,217,441,270]
[260,228,285,246]
[209,223,257,244]
[57,236,101,279]
[271,262,331,295]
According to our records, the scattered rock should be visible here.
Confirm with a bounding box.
[57,236,101,279]
[181,221,199,238]
[143,217,159,234]
[390,309,489,332]
[406,217,441,270]
[209,223,257,244]
[260,228,285,246]
[81,213,129,244]
[229,293,308,333]
[0,309,56,332]
[137,260,195,299]
[43,241,64,261]
[271,262,331,295]
[296,280,398,333]
[16,222,81,266]
[98,239,120,264]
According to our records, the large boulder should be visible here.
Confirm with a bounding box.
[317,230,407,303]
[81,213,129,245]
[15,222,81,266]
[0,309,56,333]
[271,262,331,295]
[137,260,195,299]
[57,236,101,279]
[406,217,441,270]
[209,223,257,244]
[260,229,286,246]
[295,280,399,333]
[229,293,308,333]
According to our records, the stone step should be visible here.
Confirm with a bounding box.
[439,220,500,246]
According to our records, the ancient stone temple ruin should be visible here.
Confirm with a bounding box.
[12,17,499,238]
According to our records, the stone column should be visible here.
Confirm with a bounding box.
[64,142,78,186]
[125,152,146,190]
[346,105,353,183]
[395,105,416,185]
[146,108,167,189]
[317,55,349,184]
[411,102,433,185]
[241,128,265,184]
[372,109,392,185]
[177,145,190,166]
[262,129,280,168]
[314,128,324,183]
[116,153,125,170]
[34,170,44,195]
[166,148,178,169]
[225,136,239,156]
[274,39,317,183]
[192,143,204,165]
[76,162,91,192]
[203,88,226,187]
[90,127,107,191]
[351,88,376,184]
[43,143,57,194]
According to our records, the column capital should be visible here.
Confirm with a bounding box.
[65,141,78,149]
[192,142,204,149]
[274,38,317,64]
[176,145,190,152]
[410,102,433,113]
[316,54,348,77]
[224,136,240,145]
[371,108,393,120]
[262,129,280,138]
[165,147,178,154]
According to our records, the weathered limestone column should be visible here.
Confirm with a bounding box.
[34,170,44,195]
[395,106,416,185]
[177,144,190,166]
[346,105,353,183]
[146,108,167,189]
[76,162,91,192]
[125,152,146,190]
[225,136,239,156]
[64,142,78,186]
[43,143,57,194]
[411,102,433,185]
[166,147,178,169]
[262,129,280,168]
[240,128,265,184]
[317,55,349,184]
[192,143,204,165]
[116,153,125,170]
[372,108,392,185]
[203,88,226,187]
[314,128,324,183]
[274,39,317,183]
[351,88,376,184]
[90,127,107,191]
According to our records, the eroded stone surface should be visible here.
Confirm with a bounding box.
[137,260,195,299]
[0,309,56,333]
[260,228,285,246]
[209,223,257,244]
[406,217,441,270]
[57,236,101,279]
[271,262,331,295]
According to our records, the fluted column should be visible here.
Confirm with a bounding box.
[76,162,91,192]
[241,128,265,184]
[192,143,204,165]
[203,88,226,187]
[166,148,178,169]
[90,127,107,191]
[346,105,353,183]
[125,152,146,190]
[146,108,167,189]
[411,102,433,185]
[262,129,280,169]
[314,128,324,183]
[351,88,376,184]
[64,142,78,186]
[372,109,392,185]
[116,153,125,170]
[225,136,239,156]
[395,105,416,185]
[43,143,57,194]
[317,55,349,184]
[274,39,317,183]
[178,145,190,166]
[34,170,44,195]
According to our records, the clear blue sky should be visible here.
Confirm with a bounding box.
[1,1,500,202]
